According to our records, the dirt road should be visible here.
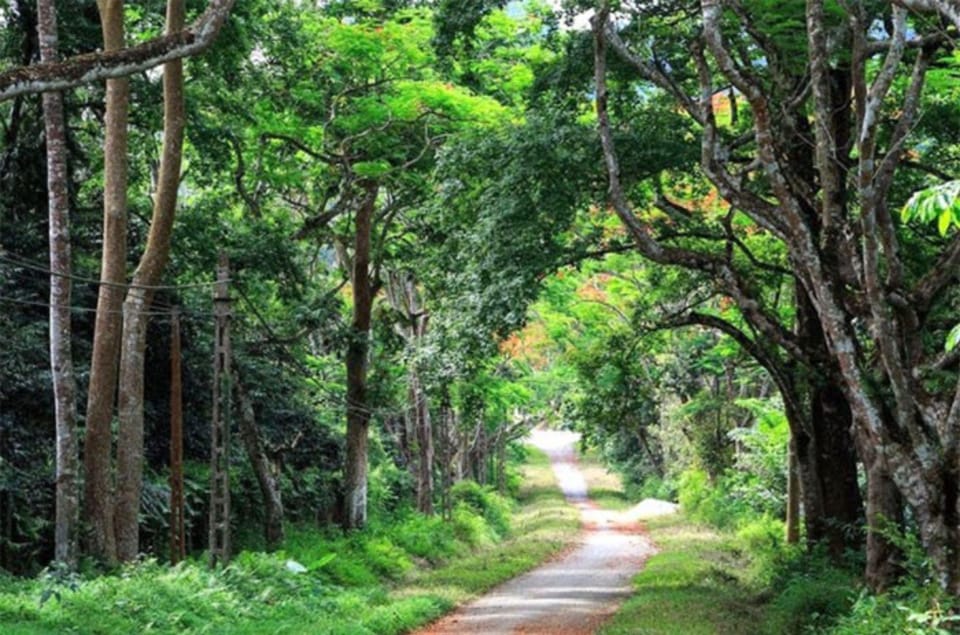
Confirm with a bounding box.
[415,429,657,635]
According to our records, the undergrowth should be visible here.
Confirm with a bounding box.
[0,446,578,634]
[586,452,960,635]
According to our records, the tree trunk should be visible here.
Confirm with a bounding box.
[342,182,378,530]
[237,384,284,549]
[496,430,506,494]
[788,381,864,558]
[860,440,904,591]
[384,271,433,515]
[785,437,800,545]
[437,393,452,519]
[793,287,863,558]
[169,310,185,564]
[38,0,78,567]
[809,383,863,555]
[83,0,128,565]
[412,370,434,515]
[114,0,186,561]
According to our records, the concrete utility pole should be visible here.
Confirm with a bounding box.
[209,253,232,567]
[169,308,186,564]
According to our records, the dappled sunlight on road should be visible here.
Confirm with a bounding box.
[416,428,661,635]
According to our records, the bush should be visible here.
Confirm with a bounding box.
[632,475,677,501]
[449,481,513,538]
[735,516,797,587]
[764,564,857,634]
[362,536,412,580]
[830,585,959,635]
[450,504,497,548]
[830,525,960,635]
[677,468,749,528]
[391,514,458,562]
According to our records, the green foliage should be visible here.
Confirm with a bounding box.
[0,448,578,634]
[449,480,513,538]
[450,504,498,548]
[901,180,960,353]
[390,514,459,562]
[902,180,960,237]
[678,468,750,528]
[831,586,959,635]
[764,564,857,634]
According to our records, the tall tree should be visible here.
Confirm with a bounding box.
[37,0,77,567]
[83,0,128,564]
[114,0,187,561]
[233,3,506,528]
[342,182,379,529]
[593,0,959,588]
[384,270,433,514]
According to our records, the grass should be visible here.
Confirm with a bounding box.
[579,447,766,634]
[0,446,579,635]
[579,448,633,511]
[599,514,765,635]
[400,447,580,603]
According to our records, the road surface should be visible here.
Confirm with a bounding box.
[416,429,657,635]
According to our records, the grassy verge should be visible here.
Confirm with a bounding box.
[579,449,863,634]
[579,448,632,511]
[599,514,765,635]
[401,447,580,604]
[0,446,579,635]
[579,448,767,634]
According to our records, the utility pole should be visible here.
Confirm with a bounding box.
[209,253,232,567]
[169,308,186,564]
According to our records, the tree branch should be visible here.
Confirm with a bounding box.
[0,0,235,102]
[895,0,960,31]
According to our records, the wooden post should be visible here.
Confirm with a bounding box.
[169,308,186,564]
[209,253,232,567]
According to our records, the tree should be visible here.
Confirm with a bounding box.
[384,270,434,514]
[38,0,78,567]
[82,0,129,564]
[113,0,187,562]
[234,3,505,528]
[593,0,959,588]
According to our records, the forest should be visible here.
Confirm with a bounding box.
[0,0,959,633]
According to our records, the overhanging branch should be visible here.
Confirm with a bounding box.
[0,0,235,102]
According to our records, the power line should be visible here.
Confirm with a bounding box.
[0,251,230,291]
[0,294,176,318]
[4,255,399,418]
[233,286,397,418]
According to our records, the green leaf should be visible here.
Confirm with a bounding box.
[946,323,960,353]
[902,181,960,235]
[353,160,391,178]
[308,553,337,572]
[939,209,952,236]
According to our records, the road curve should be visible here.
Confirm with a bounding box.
[415,429,655,635]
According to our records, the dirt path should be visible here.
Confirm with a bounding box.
[415,429,657,635]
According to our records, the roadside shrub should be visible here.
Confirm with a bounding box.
[368,461,416,519]
[450,504,496,548]
[678,468,749,528]
[392,514,458,562]
[362,536,412,580]
[449,480,512,538]
[830,585,958,635]
[632,475,677,501]
[830,524,959,635]
[764,563,856,634]
[735,516,797,587]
